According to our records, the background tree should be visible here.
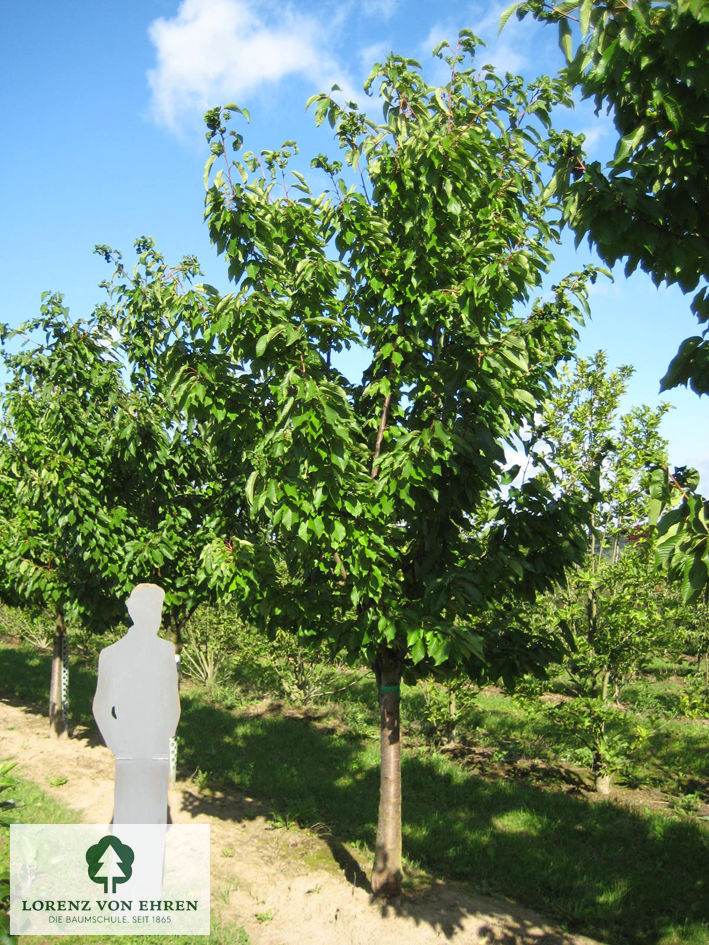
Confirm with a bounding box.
[530,352,671,790]
[0,299,129,734]
[177,36,598,895]
[507,0,709,394]
[0,258,240,736]
[94,239,246,660]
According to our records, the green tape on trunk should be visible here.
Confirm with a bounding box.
[380,685,400,693]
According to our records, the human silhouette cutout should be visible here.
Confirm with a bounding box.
[93,583,180,824]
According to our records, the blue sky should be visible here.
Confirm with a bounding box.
[1,0,707,483]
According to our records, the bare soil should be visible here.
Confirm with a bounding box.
[0,697,607,945]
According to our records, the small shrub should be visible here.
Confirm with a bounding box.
[271,630,353,704]
[621,680,682,718]
[181,605,241,690]
[417,681,459,748]
[0,604,52,650]
[678,674,709,719]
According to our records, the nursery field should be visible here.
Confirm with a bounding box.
[3,5,709,941]
[1,616,708,945]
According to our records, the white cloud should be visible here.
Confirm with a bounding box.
[147,0,348,130]
[418,20,459,59]
[479,41,526,75]
[470,0,512,37]
[359,41,390,71]
[470,0,530,74]
[573,103,616,160]
[362,0,399,20]
[578,123,608,152]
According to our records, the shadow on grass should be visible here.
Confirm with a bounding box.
[0,642,103,746]
[2,644,708,945]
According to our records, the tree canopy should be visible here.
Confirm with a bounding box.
[507,0,709,394]
[152,35,603,894]
[531,351,671,790]
[0,299,128,631]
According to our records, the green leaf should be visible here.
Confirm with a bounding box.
[682,555,708,604]
[498,1,522,33]
[411,638,426,664]
[203,153,218,189]
[245,470,258,507]
[255,325,286,357]
[332,521,346,543]
[579,0,592,36]
[558,19,573,62]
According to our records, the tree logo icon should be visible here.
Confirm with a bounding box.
[86,835,135,894]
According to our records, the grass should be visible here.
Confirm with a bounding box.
[176,689,709,945]
[1,640,709,945]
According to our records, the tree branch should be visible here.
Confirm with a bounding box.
[371,391,392,480]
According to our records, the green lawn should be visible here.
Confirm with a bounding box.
[1,642,708,945]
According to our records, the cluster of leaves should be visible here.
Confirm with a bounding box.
[196,36,598,682]
[506,0,709,394]
[518,353,674,786]
[94,239,252,641]
[532,352,671,699]
[0,244,252,656]
[559,543,668,695]
[532,351,670,538]
[0,301,134,630]
[678,671,709,720]
[649,465,709,604]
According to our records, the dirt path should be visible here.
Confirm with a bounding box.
[1,698,605,945]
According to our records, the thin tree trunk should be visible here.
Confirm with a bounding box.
[448,684,457,744]
[49,612,67,737]
[592,724,611,795]
[167,612,183,782]
[167,613,183,687]
[611,535,620,565]
[601,670,610,703]
[586,587,598,645]
[593,671,611,794]
[371,647,403,898]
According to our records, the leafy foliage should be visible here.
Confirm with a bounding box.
[198,38,596,676]
[508,0,709,393]
[96,238,268,643]
[185,35,604,891]
[528,353,672,788]
[649,465,709,605]
[0,300,131,630]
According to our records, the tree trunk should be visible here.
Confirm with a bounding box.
[592,728,611,795]
[371,648,403,898]
[49,612,68,737]
[447,684,457,744]
[601,669,610,703]
[167,612,183,782]
[592,681,610,794]
[586,587,598,645]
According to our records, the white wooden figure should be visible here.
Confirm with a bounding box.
[93,584,180,824]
